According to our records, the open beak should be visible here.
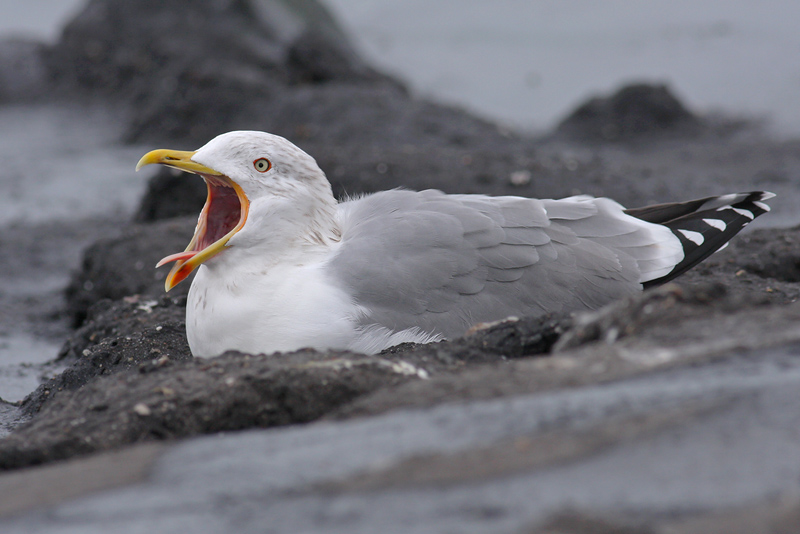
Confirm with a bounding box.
[136,149,250,291]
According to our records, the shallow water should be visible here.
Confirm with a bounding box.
[0,105,149,226]
[0,105,149,409]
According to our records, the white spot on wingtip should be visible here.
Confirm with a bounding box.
[678,229,704,245]
[753,201,770,212]
[732,207,755,219]
[760,192,776,200]
[702,218,726,231]
[716,241,729,252]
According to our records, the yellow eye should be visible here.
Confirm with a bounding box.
[253,158,271,173]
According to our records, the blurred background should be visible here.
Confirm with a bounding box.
[2,0,800,134]
[1,4,800,528]
[1,0,799,408]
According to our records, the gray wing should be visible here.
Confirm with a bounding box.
[328,189,677,339]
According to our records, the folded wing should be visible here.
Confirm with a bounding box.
[329,189,685,340]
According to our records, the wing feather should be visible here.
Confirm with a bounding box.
[329,190,663,339]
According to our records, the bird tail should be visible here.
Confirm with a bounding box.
[624,191,774,288]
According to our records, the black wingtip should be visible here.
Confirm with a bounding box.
[642,191,774,288]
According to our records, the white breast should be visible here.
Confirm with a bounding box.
[186,258,360,357]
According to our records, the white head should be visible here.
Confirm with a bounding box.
[136,131,339,290]
[193,131,330,200]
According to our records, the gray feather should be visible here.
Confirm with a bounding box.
[330,189,652,339]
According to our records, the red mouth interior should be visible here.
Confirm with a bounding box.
[199,181,242,250]
[156,177,245,270]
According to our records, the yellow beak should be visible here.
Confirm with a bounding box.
[136,149,222,175]
[136,149,249,291]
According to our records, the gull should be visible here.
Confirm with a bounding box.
[136,131,773,357]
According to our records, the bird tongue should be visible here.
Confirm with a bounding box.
[155,182,242,269]
[156,251,197,267]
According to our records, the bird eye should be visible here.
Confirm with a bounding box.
[253,158,272,173]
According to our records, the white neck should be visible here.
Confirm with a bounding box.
[185,189,354,357]
[214,189,341,274]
